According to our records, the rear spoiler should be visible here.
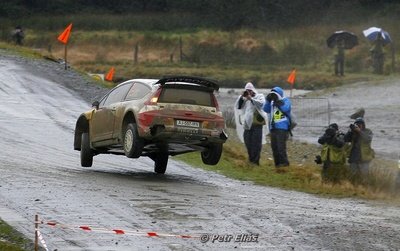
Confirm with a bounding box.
[155,76,219,91]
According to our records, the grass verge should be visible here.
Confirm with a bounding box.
[0,42,43,59]
[175,129,400,202]
[0,219,34,251]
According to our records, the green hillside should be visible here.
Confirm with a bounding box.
[1,1,398,87]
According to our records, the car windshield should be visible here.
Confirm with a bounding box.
[158,87,213,107]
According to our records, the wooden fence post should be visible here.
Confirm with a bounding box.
[64,44,68,70]
[391,43,395,73]
[179,37,183,62]
[35,214,39,251]
[134,43,139,64]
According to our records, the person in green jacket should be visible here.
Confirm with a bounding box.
[317,123,347,183]
[344,117,375,184]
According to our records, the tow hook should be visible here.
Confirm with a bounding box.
[220,130,228,140]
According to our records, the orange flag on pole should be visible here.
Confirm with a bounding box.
[105,67,115,81]
[287,68,296,85]
[57,23,73,44]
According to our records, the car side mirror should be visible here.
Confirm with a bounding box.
[92,101,99,110]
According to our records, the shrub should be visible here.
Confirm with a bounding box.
[279,40,319,65]
[188,42,228,64]
[345,46,369,73]
[188,41,277,65]
[222,108,236,129]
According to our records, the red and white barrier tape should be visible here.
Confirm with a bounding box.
[37,220,199,239]
[36,229,49,251]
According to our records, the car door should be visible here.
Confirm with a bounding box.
[91,83,132,142]
[112,82,152,139]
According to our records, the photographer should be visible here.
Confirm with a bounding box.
[235,82,266,165]
[316,123,347,183]
[344,117,374,184]
[263,86,291,168]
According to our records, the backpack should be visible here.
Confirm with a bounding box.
[252,110,266,126]
[321,144,346,164]
[288,112,297,131]
[280,110,297,134]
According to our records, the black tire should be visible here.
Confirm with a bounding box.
[154,153,169,174]
[81,132,93,167]
[124,123,144,158]
[201,143,223,165]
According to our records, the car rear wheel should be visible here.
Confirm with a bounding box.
[154,153,168,174]
[124,123,144,158]
[201,143,223,165]
[81,132,93,167]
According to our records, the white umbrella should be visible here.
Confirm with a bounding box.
[363,27,391,45]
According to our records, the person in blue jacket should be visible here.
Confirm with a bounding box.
[263,87,292,167]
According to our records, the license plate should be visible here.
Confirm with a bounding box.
[176,120,200,128]
[177,128,199,134]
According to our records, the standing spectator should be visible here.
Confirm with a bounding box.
[317,123,347,183]
[370,32,384,74]
[12,26,24,45]
[235,82,266,165]
[263,87,291,168]
[344,117,375,184]
[334,38,345,76]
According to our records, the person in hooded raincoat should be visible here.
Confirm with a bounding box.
[263,86,291,167]
[234,82,266,165]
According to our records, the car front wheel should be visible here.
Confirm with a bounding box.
[81,132,93,167]
[124,123,144,158]
[201,143,223,165]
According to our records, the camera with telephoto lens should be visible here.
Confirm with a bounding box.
[266,93,277,102]
[314,155,322,164]
[325,127,336,137]
[349,123,358,131]
[243,90,249,97]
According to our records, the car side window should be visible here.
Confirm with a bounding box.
[102,83,132,107]
[125,83,151,100]
[99,96,107,107]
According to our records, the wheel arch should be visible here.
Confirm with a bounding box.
[74,115,90,150]
[121,111,137,137]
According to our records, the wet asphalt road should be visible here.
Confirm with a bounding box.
[0,54,399,250]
